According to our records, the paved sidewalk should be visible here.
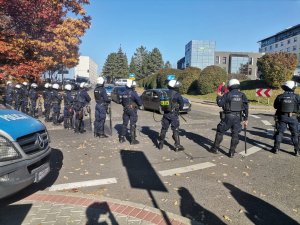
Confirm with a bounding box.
[0,191,202,225]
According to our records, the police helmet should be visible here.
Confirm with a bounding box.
[31,83,38,88]
[228,79,240,90]
[15,84,21,89]
[52,83,59,90]
[44,83,50,88]
[282,80,297,91]
[64,84,72,91]
[80,82,86,88]
[126,79,133,88]
[97,77,105,85]
[6,81,12,85]
[22,81,28,86]
[168,80,181,89]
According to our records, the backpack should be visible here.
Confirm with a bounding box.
[160,90,176,112]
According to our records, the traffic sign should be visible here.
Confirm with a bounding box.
[129,73,135,78]
[167,74,176,81]
[256,88,272,97]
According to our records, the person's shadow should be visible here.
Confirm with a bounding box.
[223,183,299,225]
[86,202,118,225]
[178,187,226,225]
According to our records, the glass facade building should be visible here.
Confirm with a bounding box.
[185,40,216,69]
[230,56,252,75]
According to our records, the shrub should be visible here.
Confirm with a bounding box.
[178,67,201,94]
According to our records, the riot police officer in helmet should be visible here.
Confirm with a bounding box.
[21,82,29,114]
[119,80,143,144]
[94,77,110,138]
[272,81,300,156]
[210,79,249,158]
[63,84,74,129]
[14,84,22,111]
[29,83,38,117]
[43,83,53,122]
[158,79,184,152]
[4,81,14,107]
[51,83,63,125]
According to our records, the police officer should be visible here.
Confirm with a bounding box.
[43,83,53,122]
[210,79,249,158]
[63,84,74,129]
[119,80,143,144]
[51,83,63,125]
[94,77,111,138]
[73,82,91,133]
[20,82,29,113]
[272,81,300,156]
[29,83,38,117]
[4,81,14,107]
[158,80,185,151]
[14,84,22,111]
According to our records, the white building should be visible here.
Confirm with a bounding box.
[74,56,98,84]
[258,24,300,76]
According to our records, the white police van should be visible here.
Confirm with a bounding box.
[0,104,51,199]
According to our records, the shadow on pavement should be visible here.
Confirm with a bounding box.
[139,126,159,147]
[0,204,32,225]
[223,183,299,225]
[120,150,172,225]
[86,202,118,225]
[178,187,226,225]
[0,148,63,207]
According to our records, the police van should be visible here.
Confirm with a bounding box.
[0,104,51,199]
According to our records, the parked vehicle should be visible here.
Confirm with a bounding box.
[114,79,128,86]
[111,86,126,104]
[104,84,114,99]
[0,104,51,199]
[140,89,192,114]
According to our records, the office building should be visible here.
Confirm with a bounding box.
[74,56,98,84]
[215,52,263,80]
[177,57,185,70]
[258,24,300,75]
[185,40,216,69]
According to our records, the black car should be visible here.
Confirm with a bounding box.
[140,89,192,114]
[111,86,126,104]
[104,84,114,100]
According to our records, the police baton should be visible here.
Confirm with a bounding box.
[244,122,247,155]
[109,102,112,136]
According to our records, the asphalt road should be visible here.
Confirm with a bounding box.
[4,99,300,225]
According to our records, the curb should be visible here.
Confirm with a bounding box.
[19,191,202,225]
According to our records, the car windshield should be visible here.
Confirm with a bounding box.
[76,77,89,83]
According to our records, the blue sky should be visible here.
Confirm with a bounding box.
[78,0,300,72]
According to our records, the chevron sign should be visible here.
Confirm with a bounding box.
[256,88,272,97]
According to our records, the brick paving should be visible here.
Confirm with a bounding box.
[0,191,202,225]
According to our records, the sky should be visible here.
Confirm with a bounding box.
[77,0,300,73]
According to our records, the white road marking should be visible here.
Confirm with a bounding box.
[261,120,272,126]
[267,129,273,135]
[158,162,216,177]
[49,178,117,191]
[250,115,261,119]
[239,144,267,157]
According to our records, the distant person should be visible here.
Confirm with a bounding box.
[272,81,300,156]
[51,83,63,125]
[43,83,53,122]
[63,84,74,129]
[4,81,14,107]
[29,83,38,117]
[217,82,228,95]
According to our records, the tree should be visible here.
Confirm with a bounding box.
[257,52,298,88]
[115,47,128,77]
[102,48,128,78]
[0,0,91,81]
[164,61,172,69]
[198,65,228,95]
[132,46,148,80]
[178,67,201,94]
[102,53,118,77]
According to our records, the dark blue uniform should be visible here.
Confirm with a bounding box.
[4,84,14,107]
[14,88,23,111]
[273,91,300,156]
[119,87,143,144]
[20,86,29,113]
[211,88,248,157]
[43,89,52,122]
[158,89,184,151]
[51,90,63,125]
[73,89,91,133]
[63,91,74,129]
[94,85,110,137]
[29,88,38,117]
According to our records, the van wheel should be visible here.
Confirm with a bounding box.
[158,106,164,114]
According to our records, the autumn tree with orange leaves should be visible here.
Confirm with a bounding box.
[0,0,91,81]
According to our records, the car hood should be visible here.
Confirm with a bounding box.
[0,109,45,141]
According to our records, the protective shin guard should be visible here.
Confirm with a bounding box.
[173,131,184,152]
[272,142,280,154]
[130,125,139,145]
[210,132,223,154]
[229,138,239,158]
[119,125,127,143]
[158,130,167,150]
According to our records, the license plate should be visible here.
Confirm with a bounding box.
[183,106,189,109]
[34,164,50,183]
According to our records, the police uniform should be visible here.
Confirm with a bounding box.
[273,81,300,156]
[210,79,248,158]
[29,87,38,117]
[119,83,143,144]
[63,90,74,129]
[43,87,53,122]
[51,88,63,125]
[14,86,23,111]
[20,85,29,113]
[4,83,14,107]
[158,81,184,151]
[94,83,110,137]
[73,88,91,133]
